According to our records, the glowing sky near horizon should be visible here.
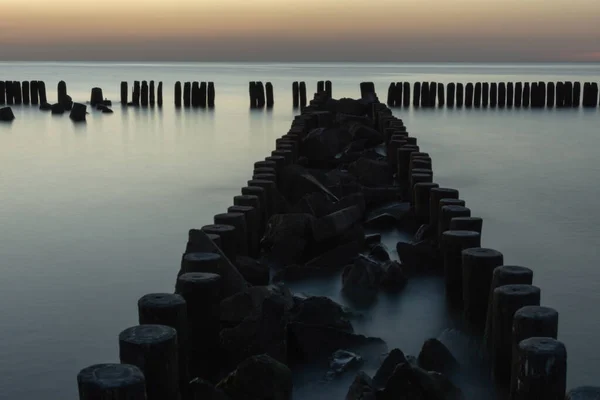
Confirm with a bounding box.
[2,0,600,61]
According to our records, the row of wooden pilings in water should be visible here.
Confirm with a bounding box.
[385,81,600,108]
[73,90,598,400]
[0,80,48,105]
[120,81,164,107]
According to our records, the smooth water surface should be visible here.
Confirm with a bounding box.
[0,62,599,399]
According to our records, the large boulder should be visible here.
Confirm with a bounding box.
[348,157,391,187]
[380,261,408,291]
[216,354,292,400]
[342,256,384,301]
[289,296,353,332]
[311,205,363,243]
[220,285,293,327]
[0,107,15,121]
[262,213,315,265]
[327,350,363,379]
[346,371,376,400]
[235,256,270,286]
[417,339,458,375]
[301,127,352,166]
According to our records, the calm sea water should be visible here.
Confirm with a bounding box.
[1,62,599,399]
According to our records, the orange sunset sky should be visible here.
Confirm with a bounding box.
[1,0,600,61]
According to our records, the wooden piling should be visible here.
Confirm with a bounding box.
[299,82,307,108]
[133,81,141,106]
[564,81,573,107]
[456,83,464,107]
[490,83,497,108]
[491,284,541,383]
[77,364,147,400]
[13,82,22,105]
[90,88,103,107]
[413,82,421,107]
[201,225,237,261]
[573,81,581,107]
[547,82,555,108]
[441,230,481,304]
[174,82,182,107]
[465,83,473,108]
[414,183,439,223]
[429,188,459,233]
[30,81,39,105]
[200,82,207,108]
[22,81,30,105]
[392,82,402,107]
[214,213,248,257]
[141,81,149,107]
[403,82,410,107]
[482,82,489,107]
[512,337,566,400]
[514,83,522,107]
[507,82,514,107]
[317,81,325,93]
[157,82,163,107]
[38,81,47,105]
[556,82,564,108]
[437,83,444,107]
[292,81,299,108]
[5,82,13,105]
[249,82,257,108]
[510,305,559,397]
[119,324,180,400]
[149,81,155,106]
[530,83,539,108]
[539,81,546,108]
[138,293,189,393]
[265,82,273,108]
[0,81,5,105]
[474,82,482,107]
[256,82,265,108]
[439,205,471,243]
[360,82,376,99]
[121,82,128,105]
[387,83,395,107]
[494,82,504,108]
[184,82,192,108]
[522,83,530,108]
[447,83,455,107]
[421,82,429,108]
[325,80,332,97]
[449,216,483,233]
[462,248,504,329]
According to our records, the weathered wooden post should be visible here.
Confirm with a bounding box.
[121,82,128,105]
[265,82,273,107]
[441,230,481,304]
[465,83,473,107]
[119,324,180,400]
[474,82,482,107]
[564,81,573,107]
[241,186,267,226]
[292,81,299,108]
[447,83,455,107]
[22,81,30,105]
[141,81,149,107]
[157,82,163,107]
[387,83,395,106]
[0,81,5,105]
[11,82,22,105]
[531,83,539,108]
[455,83,463,107]
[174,81,182,107]
[510,305,559,397]
[429,187,459,234]
[491,284,541,383]
[256,81,266,108]
[462,248,504,329]
[507,82,514,107]
[497,82,506,107]
[38,81,48,105]
[249,82,257,108]
[214,213,248,256]
[523,83,530,108]
[403,82,410,107]
[175,272,223,380]
[325,80,332,97]
[450,216,483,233]
[437,83,444,107]
[90,88,104,107]
[539,81,546,108]
[573,81,581,107]
[490,83,497,108]
[77,364,147,400]
[149,81,155,106]
[512,337,566,400]
[200,82,207,108]
[439,205,471,243]
[414,182,439,223]
[413,82,421,107]
[30,81,39,105]
[482,82,489,107]
[133,81,141,106]
[190,82,198,108]
[393,82,403,107]
[556,82,565,108]
[299,82,307,108]
[420,81,429,108]
[514,82,523,107]
[5,82,13,105]
[429,82,437,107]
[138,293,189,394]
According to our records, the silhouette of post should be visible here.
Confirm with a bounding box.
[30,81,39,105]
[514,82,522,107]
[317,81,324,93]
[507,82,514,107]
[420,81,429,108]
[394,82,403,107]
[292,81,299,108]
[207,82,215,108]
[523,83,530,108]
[58,80,67,105]
[437,83,444,107]
[22,81,30,105]
[299,81,307,108]
[573,81,581,107]
[530,82,539,108]
[465,83,473,108]
[90,88,103,107]
[490,83,497,108]
[564,81,573,107]
[430,82,437,107]
[157,82,163,107]
[447,83,455,107]
[121,82,128,105]
[456,83,464,107]
[13,82,22,105]
[256,81,266,108]
[325,80,332,97]
[149,81,155,106]
[556,82,564,108]
[265,82,274,108]
[133,81,140,106]
[474,82,482,107]
[191,82,199,108]
[547,82,555,108]
[183,82,191,108]
[141,81,149,107]
[498,83,506,107]
[413,82,421,107]
[403,82,410,107]
[0,81,5,105]
[174,81,182,107]
[200,82,207,108]
[38,81,47,105]
[387,83,395,106]
[482,82,489,107]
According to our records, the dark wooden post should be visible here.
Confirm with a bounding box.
[547,82,555,108]
[38,81,48,105]
[250,82,257,108]
[208,82,215,108]
[437,83,444,107]
[292,81,299,108]
[256,81,266,108]
[531,82,539,108]
[299,82,307,108]
[441,230,481,303]
[556,82,565,108]
[265,82,274,107]
[200,82,207,108]
[465,83,473,107]
[564,81,573,107]
[573,81,581,107]
[482,82,489,107]
[413,82,421,107]
[447,83,455,107]
[514,82,523,107]
[539,82,546,108]
[174,81,182,107]
[474,82,482,107]
[507,82,514,107]
[121,82,128,105]
[78,364,147,400]
[523,83,530,108]
[133,81,141,106]
[498,82,506,107]
[22,81,30,105]
[317,80,325,93]
[157,82,163,107]
[0,81,5,105]
[456,83,464,107]
[5,81,14,105]
[387,83,395,106]
[13,82,22,105]
[141,81,149,107]
[403,82,410,107]
[185,82,193,108]
[149,81,155,106]
[490,83,497,108]
[420,81,429,108]
[30,81,39,105]
[325,80,332,97]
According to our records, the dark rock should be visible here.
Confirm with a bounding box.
[367,243,390,262]
[380,261,408,291]
[220,284,293,327]
[327,350,363,378]
[417,339,458,374]
[61,95,73,110]
[305,237,362,270]
[379,363,426,400]
[262,213,315,265]
[189,378,231,400]
[364,202,411,229]
[290,296,353,332]
[39,103,52,111]
[286,322,386,364]
[348,157,391,187]
[373,348,408,388]
[51,103,65,115]
[301,127,353,166]
[396,240,437,271]
[216,354,292,400]
[427,371,464,400]
[0,107,15,121]
[312,205,363,243]
[235,256,270,286]
[102,107,114,114]
[414,224,435,242]
[365,234,382,246]
[69,103,87,122]
[342,256,384,300]
[347,122,385,147]
[346,371,377,400]
[279,164,341,208]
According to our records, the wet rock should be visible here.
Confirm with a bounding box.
[39,103,52,111]
[289,296,353,332]
[216,354,292,400]
[220,284,293,327]
[414,224,435,242]
[373,348,408,388]
[417,339,458,374]
[189,378,231,400]
[262,213,315,265]
[286,322,386,364]
[312,205,363,243]
[347,123,385,147]
[279,164,340,208]
[367,243,390,262]
[235,256,270,286]
[292,192,335,217]
[69,103,87,122]
[305,237,362,270]
[346,371,376,400]
[342,256,384,300]
[0,107,15,121]
[364,234,382,246]
[362,186,401,208]
[428,371,464,400]
[348,157,391,187]
[364,202,411,229]
[327,350,363,378]
[51,103,65,115]
[301,127,353,166]
[379,363,426,400]
[380,261,408,291]
[396,240,437,271]
[61,94,73,110]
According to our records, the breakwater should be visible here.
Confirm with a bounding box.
[73,86,598,400]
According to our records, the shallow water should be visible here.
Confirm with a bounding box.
[0,62,599,399]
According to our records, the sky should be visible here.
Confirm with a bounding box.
[1,0,600,62]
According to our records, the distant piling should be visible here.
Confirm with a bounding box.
[30,81,39,105]
[474,83,482,107]
[413,82,421,107]
[437,83,444,107]
[325,80,332,97]
[22,81,30,105]
[292,81,299,108]
[403,82,410,107]
[200,82,207,108]
[174,82,182,107]
[573,82,581,107]
[556,82,565,108]
[456,83,464,107]
[191,82,200,108]
[387,83,395,107]
[447,83,455,107]
[299,82,307,108]
[490,83,497,108]
[564,81,573,107]
[157,82,163,107]
[38,81,47,105]
[133,81,140,106]
[507,83,514,107]
[149,81,155,106]
[515,83,522,108]
[121,82,128,105]
[207,82,215,108]
[523,83,530,108]
[482,82,489,107]
[13,82,22,105]
[0,81,5,105]
[184,82,191,108]
[265,82,274,108]
[256,82,266,108]
[141,81,149,107]
[498,82,506,107]
[465,83,473,108]
[317,81,325,93]
[547,82,555,108]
